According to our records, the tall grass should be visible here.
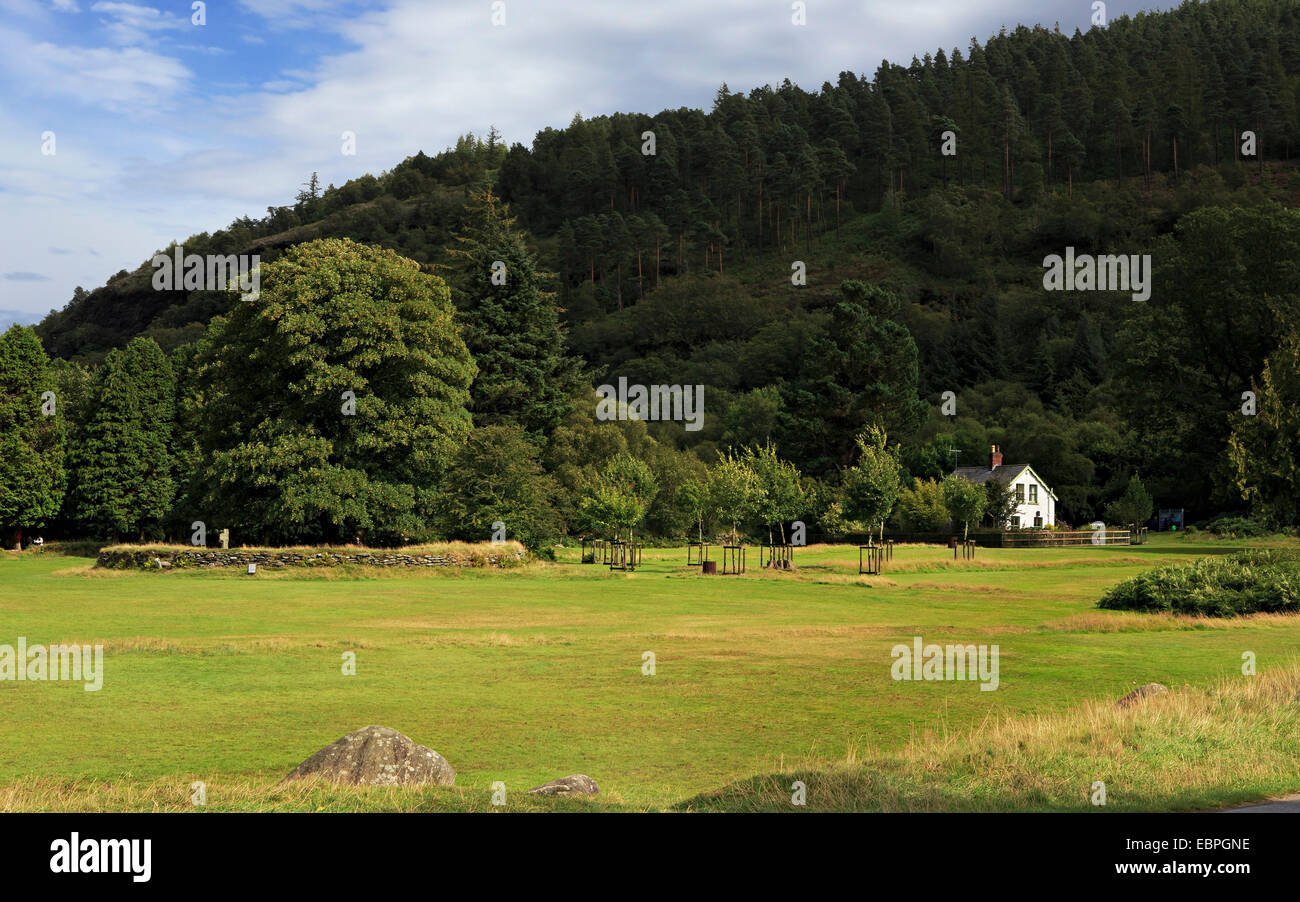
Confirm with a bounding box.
[679,663,1300,812]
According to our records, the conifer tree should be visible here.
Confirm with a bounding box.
[68,336,174,541]
[446,187,582,437]
[0,326,65,549]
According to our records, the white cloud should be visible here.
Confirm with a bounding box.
[0,27,192,110]
[89,1,190,45]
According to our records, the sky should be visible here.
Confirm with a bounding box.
[0,0,1167,319]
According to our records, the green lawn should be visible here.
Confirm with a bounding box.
[2,534,1298,811]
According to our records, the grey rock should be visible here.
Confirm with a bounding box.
[1115,683,1169,709]
[527,774,600,797]
[284,725,454,787]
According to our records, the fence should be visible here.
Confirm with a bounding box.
[1000,529,1131,547]
[805,530,1131,548]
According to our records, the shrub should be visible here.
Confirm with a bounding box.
[1098,550,1300,616]
[1204,515,1269,538]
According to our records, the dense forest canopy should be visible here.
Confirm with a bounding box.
[14,0,1300,544]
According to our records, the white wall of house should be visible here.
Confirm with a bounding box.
[1004,466,1056,528]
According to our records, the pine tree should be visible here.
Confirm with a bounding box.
[780,281,928,474]
[0,326,65,549]
[446,187,581,437]
[68,336,175,541]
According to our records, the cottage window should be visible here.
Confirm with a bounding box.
[1015,483,1025,502]
[1029,485,1038,503]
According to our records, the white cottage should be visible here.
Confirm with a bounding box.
[953,445,1057,528]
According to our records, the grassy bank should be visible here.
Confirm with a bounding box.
[681,663,1300,812]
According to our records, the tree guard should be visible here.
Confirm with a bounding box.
[722,544,746,575]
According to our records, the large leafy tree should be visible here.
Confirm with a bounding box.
[0,326,65,548]
[446,187,582,437]
[67,336,174,541]
[192,238,476,545]
[1228,325,1300,527]
[781,281,927,474]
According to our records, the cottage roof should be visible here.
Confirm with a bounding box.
[952,463,1059,501]
[952,464,1029,485]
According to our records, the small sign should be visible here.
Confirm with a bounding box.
[247,564,256,575]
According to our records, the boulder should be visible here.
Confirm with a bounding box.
[1115,683,1169,709]
[284,725,454,787]
[527,774,600,797]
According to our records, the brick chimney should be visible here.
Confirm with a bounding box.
[990,444,1002,469]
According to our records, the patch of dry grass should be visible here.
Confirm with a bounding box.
[682,662,1300,812]
[0,773,634,813]
[1042,610,1300,633]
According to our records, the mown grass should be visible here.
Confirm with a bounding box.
[2,534,1298,811]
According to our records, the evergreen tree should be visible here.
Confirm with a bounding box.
[1104,472,1154,531]
[68,336,174,541]
[446,187,582,437]
[0,326,65,549]
[780,280,927,474]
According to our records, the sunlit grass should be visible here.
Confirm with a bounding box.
[2,533,1298,811]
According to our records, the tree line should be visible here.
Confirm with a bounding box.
[18,0,1300,536]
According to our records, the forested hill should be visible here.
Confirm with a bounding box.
[32,0,1300,523]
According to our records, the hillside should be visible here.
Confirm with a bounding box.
[27,0,1300,526]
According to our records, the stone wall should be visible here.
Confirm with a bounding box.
[95,548,527,571]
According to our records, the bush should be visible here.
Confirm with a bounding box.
[1098,550,1300,616]
[1204,515,1269,538]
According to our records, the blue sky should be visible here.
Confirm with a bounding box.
[0,0,1166,318]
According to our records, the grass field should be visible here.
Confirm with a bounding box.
[2,534,1299,812]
